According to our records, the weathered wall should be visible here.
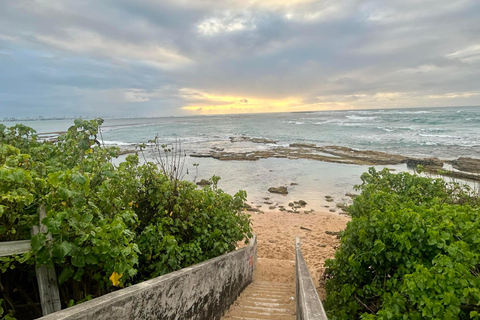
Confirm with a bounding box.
[38,235,257,320]
[295,237,328,320]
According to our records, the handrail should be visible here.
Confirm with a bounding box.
[295,237,328,320]
[37,235,257,320]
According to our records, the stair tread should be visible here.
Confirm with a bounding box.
[223,280,295,320]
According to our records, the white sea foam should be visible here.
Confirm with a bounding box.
[417,134,459,139]
[377,127,395,132]
[285,120,305,125]
[102,140,136,146]
[345,115,377,121]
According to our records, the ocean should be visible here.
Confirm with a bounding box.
[4,106,480,212]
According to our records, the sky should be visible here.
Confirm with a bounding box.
[1,0,480,118]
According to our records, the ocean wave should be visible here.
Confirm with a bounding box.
[417,134,460,139]
[345,115,377,121]
[378,110,434,115]
[102,140,137,146]
[377,127,395,132]
[419,128,446,133]
[102,122,162,132]
[283,120,305,125]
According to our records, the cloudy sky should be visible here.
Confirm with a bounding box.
[1,0,479,118]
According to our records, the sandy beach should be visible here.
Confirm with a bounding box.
[249,209,350,299]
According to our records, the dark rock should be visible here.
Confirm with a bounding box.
[298,200,307,206]
[345,192,358,198]
[325,231,340,236]
[288,202,294,207]
[329,209,336,212]
[230,136,277,144]
[196,179,211,186]
[290,182,298,186]
[268,186,288,195]
[336,203,348,211]
[289,143,316,148]
[448,157,480,173]
[243,204,259,212]
[190,144,412,166]
[264,201,273,205]
[118,149,136,155]
[404,157,443,168]
[269,206,276,210]
[434,169,480,182]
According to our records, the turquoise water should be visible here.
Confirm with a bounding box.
[4,106,479,211]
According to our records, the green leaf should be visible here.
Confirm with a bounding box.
[48,172,62,187]
[372,239,385,254]
[58,266,74,284]
[78,139,89,151]
[72,173,87,185]
[52,241,73,260]
[31,233,47,251]
[72,253,85,268]
[81,213,93,224]
[85,253,98,265]
[73,268,85,282]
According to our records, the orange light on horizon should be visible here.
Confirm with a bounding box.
[180,90,350,114]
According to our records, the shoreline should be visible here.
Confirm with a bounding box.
[190,142,480,182]
[117,140,480,182]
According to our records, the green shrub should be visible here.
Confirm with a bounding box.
[0,119,252,318]
[324,168,480,319]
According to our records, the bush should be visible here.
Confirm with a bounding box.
[0,119,252,319]
[323,168,480,319]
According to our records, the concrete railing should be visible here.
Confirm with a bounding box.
[295,237,328,320]
[38,235,257,320]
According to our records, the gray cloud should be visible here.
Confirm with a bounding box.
[1,0,479,117]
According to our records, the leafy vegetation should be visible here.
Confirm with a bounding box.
[323,167,480,319]
[0,119,251,319]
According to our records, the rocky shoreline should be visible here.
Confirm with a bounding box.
[190,141,480,182]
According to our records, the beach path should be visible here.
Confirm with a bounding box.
[251,209,349,299]
[223,209,349,318]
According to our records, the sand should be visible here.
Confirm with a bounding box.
[249,209,350,299]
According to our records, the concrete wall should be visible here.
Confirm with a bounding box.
[38,235,257,320]
[295,237,328,320]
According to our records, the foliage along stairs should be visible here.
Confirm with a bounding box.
[222,259,296,320]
